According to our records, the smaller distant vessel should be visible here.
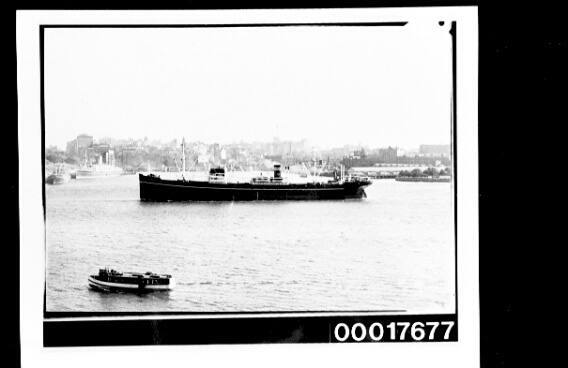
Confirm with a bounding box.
[88,268,175,292]
[46,164,70,185]
[76,150,123,179]
[76,164,123,179]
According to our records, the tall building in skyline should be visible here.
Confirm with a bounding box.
[65,134,93,157]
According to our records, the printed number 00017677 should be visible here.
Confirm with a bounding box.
[333,321,455,342]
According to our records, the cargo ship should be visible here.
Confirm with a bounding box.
[139,163,371,201]
[139,139,371,201]
[88,268,175,292]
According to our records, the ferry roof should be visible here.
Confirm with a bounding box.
[123,271,171,278]
[99,268,171,278]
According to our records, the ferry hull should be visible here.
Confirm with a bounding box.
[139,174,370,201]
[88,276,174,292]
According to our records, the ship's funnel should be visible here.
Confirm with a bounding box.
[273,163,282,179]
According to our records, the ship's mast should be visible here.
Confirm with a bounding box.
[181,137,186,173]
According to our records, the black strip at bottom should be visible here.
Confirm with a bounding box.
[44,314,457,346]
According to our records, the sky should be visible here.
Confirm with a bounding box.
[44,22,453,150]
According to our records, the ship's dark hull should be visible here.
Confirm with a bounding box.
[139,174,370,201]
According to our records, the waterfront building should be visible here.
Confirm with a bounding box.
[419,144,451,157]
[377,146,398,162]
[65,134,93,156]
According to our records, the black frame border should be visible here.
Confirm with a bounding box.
[39,19,459,345]
[18,1,478,10]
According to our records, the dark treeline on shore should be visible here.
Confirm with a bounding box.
[398,167,451,178]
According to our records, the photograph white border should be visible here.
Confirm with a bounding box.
[18,7,478,368]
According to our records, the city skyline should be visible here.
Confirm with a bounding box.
[50,133,449,154]
[44,24,453,151]
[48,132,450,174]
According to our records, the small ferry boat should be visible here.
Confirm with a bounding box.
[88,268,175,292]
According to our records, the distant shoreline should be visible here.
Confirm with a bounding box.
[395,176,451,183]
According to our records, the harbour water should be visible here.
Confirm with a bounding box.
[45,175,455,313]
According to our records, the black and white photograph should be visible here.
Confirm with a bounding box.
[44,21,455,315]
[17,5,480,368]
